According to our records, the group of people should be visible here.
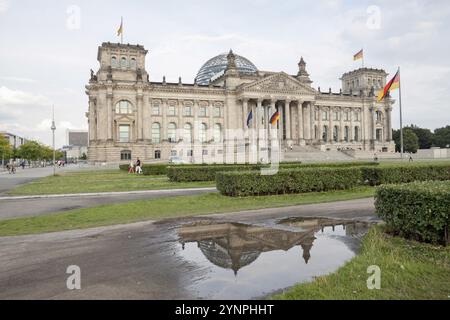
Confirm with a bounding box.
[4,160,27,174]
[128,158,143,174]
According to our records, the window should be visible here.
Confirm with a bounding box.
[344,126,349,142]
[333,111,339,121]
[345,111,350,121]
[152,103,160,116]
[314,110,319,121]
[184,123,192,142]
[168,105,176,116]
[119,125,130,142]
[333,126,339,142]
[170,150,177,157]
[322,126,328,142]
[376,111,382,122]
[121,57,127,68]
[154,150,161,159]
[200,123,207,143]
[213,124,222,142]
[354,126,360,142]
[168,123,177,143]
[202,149,208,156]
[354,111,360,121]
[120,150,131,160]
[130,58,136,69]
[314,125,318,139]
[187,150,193,157]
[376,129,383,142]
[199,106,207,117]
[213,106,221,117]
[116,100,132,114]
[184,106,192,116]
[322,111,328,121]
[152,123,161,143]
[111,56,118,68]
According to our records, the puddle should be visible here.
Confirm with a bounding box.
[176,218,371,299]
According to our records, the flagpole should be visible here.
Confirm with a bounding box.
[362,47,365,68]
[398,67,404,159]
[121,17,123,44]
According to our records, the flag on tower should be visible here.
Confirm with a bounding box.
[377,69,400,102]
[353,49,364,61]
[246,110,253,127]
[117,17,123,37]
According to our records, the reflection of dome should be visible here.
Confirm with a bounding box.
[195,53,258,85]
[198,240,260,273]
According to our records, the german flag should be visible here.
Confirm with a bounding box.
[377,69,400,102]
[270,111,280,125]
[353,49,364,61]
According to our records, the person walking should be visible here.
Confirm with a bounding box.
[135,158,142,174]
[128,160,135,174]
[409,153,413,162]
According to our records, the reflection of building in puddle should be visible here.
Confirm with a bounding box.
[177,220,355,275]
[279,218,370,237]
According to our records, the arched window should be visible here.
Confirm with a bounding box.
[111,56,117,68]
[354,126,360,142]
[314,125,318,139]
[167,123,176,143]
[213,124,222,142]
[333,126,339,142]
[184,123,192,142]
[200,123,207,143]
[121,57,127,68]
[130,58,136,69]
[322,125,328,142]
[152,123,161,143]
[376,111,382,122]
[116,100,132,114]
[344,126,349,142]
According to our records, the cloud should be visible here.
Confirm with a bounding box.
[0,0,8,13]
[0,86,50,106]
[0,76,35,83]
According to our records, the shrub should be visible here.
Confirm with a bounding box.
[375,181,450,244]
[167,161,378,182]
[216,167,363,197]
[361,164,450,186]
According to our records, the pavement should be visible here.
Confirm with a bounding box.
[0,197,376,300]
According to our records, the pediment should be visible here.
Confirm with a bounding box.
[240,72,316,95]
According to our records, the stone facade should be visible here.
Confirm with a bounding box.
[86,42,395,163]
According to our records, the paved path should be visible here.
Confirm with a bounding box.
[0,197,376,299]
[0,188,217,220]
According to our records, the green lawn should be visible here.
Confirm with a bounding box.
[0,187,375,237]
[272,226,450,300]
[8,170,214,195]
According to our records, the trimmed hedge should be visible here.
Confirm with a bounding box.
[216,167,363,196]
[361,164,450,186]
[375,181,450,244]
[167,161,378,182]
[119,163,169,175]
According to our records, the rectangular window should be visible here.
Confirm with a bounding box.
[315,111,319,121]
[345,111,350,121]
[199,106,207,117]
[119,125,130,143]
[152,105,160,116]
[322,111,328,121]
[214,106,221,117]
[168,105,176,116]
[184,106,192,116]
[334,111,339,121]
[354,111,360,121]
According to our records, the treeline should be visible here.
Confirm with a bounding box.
[0,137,64,164]
[393,125,450,153]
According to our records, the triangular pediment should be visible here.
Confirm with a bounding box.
[240,72,316,95]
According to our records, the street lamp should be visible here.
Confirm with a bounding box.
[51,106,56,176]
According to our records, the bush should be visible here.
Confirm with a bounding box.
[361,164,450,186]
[119,164,171,175]
[375,181,450,244]
[216,167,363,197]
[167,161,378,182]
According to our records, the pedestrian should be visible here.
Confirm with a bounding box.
[128,160,135,174]
[21,161,25,170]
[373,153,378,162]
[290,145,293,151]
[135,158,142,174]
[10,161,16,174]
[409,153,413,162]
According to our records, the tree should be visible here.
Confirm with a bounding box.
[432,125,450,148]
[392,128,419,153]
[0,135,13,163]
[406,124,433,149]
[80,153,87,160]
[16,141,44,161]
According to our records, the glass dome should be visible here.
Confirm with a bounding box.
[195,53,258,85]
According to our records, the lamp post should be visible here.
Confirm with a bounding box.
[51,106,56,176]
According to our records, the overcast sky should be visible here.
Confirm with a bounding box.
[0,0,449,147]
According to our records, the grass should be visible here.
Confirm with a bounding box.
[8,170,214,195]
[272,226,450,300]
[0,187,375,237]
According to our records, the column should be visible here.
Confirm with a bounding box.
[162,99,168,141]
[297,101,304,142]
[372,107,376,144]
[106,89,113,141]
[242,99,248,130]
[387,107,393,141]
[178,100,183,141]
[328,108,333,143]
[350,108,354,142]
[285,100,291,141]
[318,106,322,143]
[339,107,344,142]
[137,93,143,141]
[310,102,315,142]
[303,102,309,140]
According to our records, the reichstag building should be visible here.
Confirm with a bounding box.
[86,42,395,163]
